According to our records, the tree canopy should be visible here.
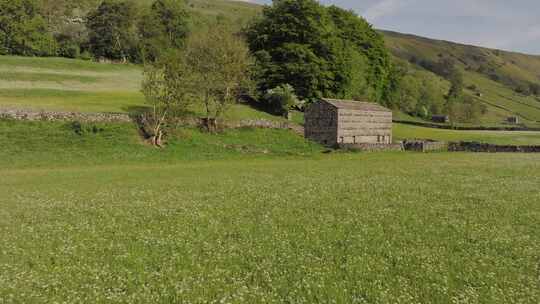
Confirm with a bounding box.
[86,0,140,62]
[139,0,190,63]
[245,0,393,104]
[0,0,55,56]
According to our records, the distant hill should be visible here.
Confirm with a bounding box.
[382,30,540,92]
[382,30,540,127]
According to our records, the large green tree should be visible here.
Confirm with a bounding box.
[246,0,336,101]
[0,0,55,56]
[139,0,190,63]
[86,0,139,62]
[246,0,394,104]
[327,6,393,103]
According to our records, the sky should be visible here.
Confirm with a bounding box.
[240,0,540,55]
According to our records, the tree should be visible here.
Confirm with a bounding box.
[530,83,540,96]
[385,58,448,118]
[327,6,393,103]
[246,0,394,104]
[86,0,139,62]
[140,58,193,147]
[446,68,464,102]
[139,0,189,62]
[184,26,252,131]
[246,0,336,101]
[264,84,301,117]
[0,0,55,56]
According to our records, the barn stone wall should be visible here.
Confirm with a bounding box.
[304,102,338,146]
[336,109,392,144]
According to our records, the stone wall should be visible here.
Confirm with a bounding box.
[339,143,403,152]
[403,140,448,152]
[448,142,540,153]
[0,108,131,123]
[0,108,304,134]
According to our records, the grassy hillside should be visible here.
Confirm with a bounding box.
[0,55,284,121]
[0,119,322,169]
[383,30,540,88]
[383,30,540,127]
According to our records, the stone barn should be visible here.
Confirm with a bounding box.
[507,116,520,125]
[432,115,450,123]
[304,98,393,147]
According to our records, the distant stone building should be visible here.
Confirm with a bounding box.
[507,116,520,124]
[304,98,393,147]
[431,115,450,123]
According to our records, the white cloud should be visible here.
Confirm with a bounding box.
[364,0,402,22]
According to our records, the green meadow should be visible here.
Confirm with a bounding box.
[1,133,539,302]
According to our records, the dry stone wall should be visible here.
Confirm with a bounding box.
[0,108,304,134]
[339,143,403,152]
[0,108,131,123]
[448,142,540,153]
[403,140,448,152]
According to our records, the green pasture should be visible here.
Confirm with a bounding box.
[0,120,321,169]
[1,140,539,303]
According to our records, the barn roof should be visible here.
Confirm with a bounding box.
[323,98,391,112]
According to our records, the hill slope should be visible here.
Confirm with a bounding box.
[383,30,540,127]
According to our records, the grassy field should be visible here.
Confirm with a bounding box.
[0,55,283,121]
[0,119,321,169]
[0,56,143,113]
[1,138,539,302]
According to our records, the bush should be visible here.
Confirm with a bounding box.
[55,34,81,58]
[67,121,104,136]
[448,96,483,123]
[263,84,301,116]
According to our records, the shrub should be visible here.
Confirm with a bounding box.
[263,84,301,116]
[67,121,104,136]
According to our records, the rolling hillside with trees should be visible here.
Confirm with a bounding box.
[2,0,540,128]
[383,30,540,127]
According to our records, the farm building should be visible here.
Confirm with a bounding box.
[304,98,393,147]
[507,116,520,124]
[432,115,450,123]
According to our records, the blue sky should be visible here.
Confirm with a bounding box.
[241,0,540,55]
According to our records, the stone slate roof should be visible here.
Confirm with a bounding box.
[323,98,391,112]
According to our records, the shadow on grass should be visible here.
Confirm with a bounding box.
[239,95,278,117]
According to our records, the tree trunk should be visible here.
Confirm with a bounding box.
[202,118,218,133]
